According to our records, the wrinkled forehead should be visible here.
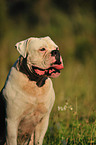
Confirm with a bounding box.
[28,37,58,51]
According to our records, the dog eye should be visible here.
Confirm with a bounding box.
[40,48,46,51]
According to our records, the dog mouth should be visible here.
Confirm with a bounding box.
[32,61,64,78]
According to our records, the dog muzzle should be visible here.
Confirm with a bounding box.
[32,50,64,78]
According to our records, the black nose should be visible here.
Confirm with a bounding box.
[51,50,61,64]
[51,50,60,56]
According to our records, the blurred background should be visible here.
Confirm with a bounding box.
[0,0,96,143]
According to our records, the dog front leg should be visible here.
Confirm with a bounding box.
[6,119,18,145]
[33,114,49,145]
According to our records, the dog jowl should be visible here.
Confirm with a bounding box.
[0,36,64,145]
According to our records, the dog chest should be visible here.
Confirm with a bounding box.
[3,67,55,121]
[3,67,55,113]
[8,67,51,98]
[17,102,48,143]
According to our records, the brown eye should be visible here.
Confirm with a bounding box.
[40,48,46,51]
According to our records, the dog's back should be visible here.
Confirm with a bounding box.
[0,90,6,145]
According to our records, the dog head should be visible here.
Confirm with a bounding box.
[15,36,64,78]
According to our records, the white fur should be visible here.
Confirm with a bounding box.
[3,67,55,145]
[3,36,61,145]
[15,37,58,69]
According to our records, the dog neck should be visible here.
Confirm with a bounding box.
[16,56,48,87]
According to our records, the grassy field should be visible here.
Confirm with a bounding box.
[43,59,96,145]
[0,2,96,144]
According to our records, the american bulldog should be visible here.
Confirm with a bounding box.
[0,36,64,145]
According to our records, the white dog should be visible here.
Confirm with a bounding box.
[0,36,63,145]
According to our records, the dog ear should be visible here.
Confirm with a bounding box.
[15,39,29,58]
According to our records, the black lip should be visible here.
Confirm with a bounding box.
[32,66,60,72]
[32,66,45,71]
[49,67,60,73]
[45,67,60,77]
[32,66,60,77]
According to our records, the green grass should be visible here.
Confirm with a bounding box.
[44,119,96,145]
[43,97,96,145]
